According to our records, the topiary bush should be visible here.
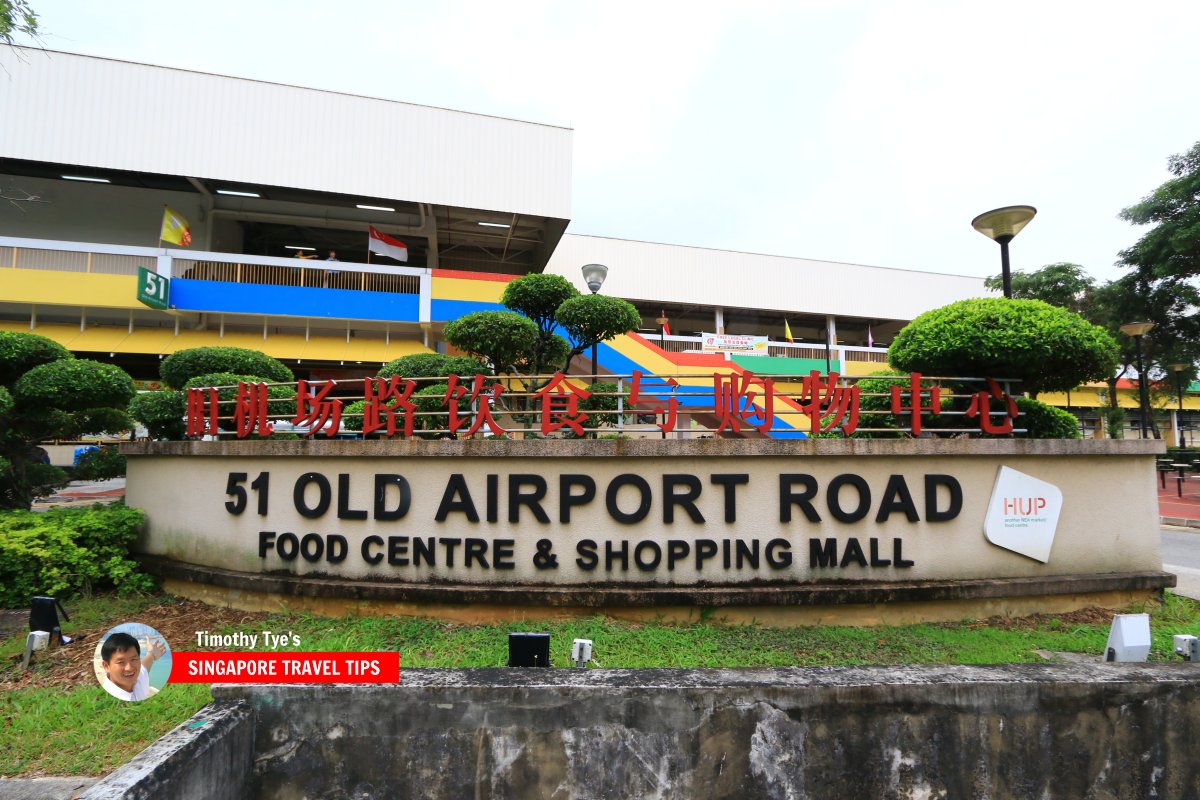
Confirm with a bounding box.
[0,503,152,605]
[377,353,486,381]
[0,333,137,509]
[1014,397,1082,439]
[14,360,136,412]
[73,445,128,480]
[442,311,541,374]
[0,331,71,386]
[129,391,186,440]
[160,346,293,389]
[888,298,1119,394]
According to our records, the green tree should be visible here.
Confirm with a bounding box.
[0,0,38,45]
[0,332,135,509]
[129,347,294,439]
[1087,273,1200,437]
[1109,140,1200,436]
[444,273,641,396]
[1119,140,1200,282]
[887,298,1119,396]
[984,263,1095,314]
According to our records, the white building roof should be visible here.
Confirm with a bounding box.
[0,47,572,220]
[546,234,989,320]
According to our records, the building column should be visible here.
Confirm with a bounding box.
[714,307,725,334]
[825,315,838,362]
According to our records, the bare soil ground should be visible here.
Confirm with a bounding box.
[3,599,268,691]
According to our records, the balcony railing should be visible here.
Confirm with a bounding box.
[642,333,890,364]
[174,259,421,294]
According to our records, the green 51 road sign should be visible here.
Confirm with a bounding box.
[137,266,170,310]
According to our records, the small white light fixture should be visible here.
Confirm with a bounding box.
[1105,613,1152,662]
[1174,634,1199,661]
[62,175,110,183]
[285,245,316,251]
[478,221,511,228]
[357,204,395,212]
[217,189,261,198]
[571,638,593,668]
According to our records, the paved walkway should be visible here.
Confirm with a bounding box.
[30,478,126,511]
[1158,477,1200,527]
[0,778,97,800]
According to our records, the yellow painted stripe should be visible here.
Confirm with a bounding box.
[0,321,433,364]
[431,276,506,304]
[0,269,142,309]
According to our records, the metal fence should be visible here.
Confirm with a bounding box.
[185,371,1025,440]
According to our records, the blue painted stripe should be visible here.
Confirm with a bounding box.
[430,299,506,322]
[171,279,420,321]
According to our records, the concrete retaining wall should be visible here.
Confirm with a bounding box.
[190,665,1199,799]
[124,438,1172,624]
[78,702,254,800]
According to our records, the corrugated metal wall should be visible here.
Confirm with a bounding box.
[545,234,988,321]
[0,47,572,219]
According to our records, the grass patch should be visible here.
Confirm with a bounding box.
[2,591,1198,776]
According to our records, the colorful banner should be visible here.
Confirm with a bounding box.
[700,332,769,353]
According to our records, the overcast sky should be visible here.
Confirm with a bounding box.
[16,1,1200,283]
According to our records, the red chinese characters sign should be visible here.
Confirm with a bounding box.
[184,371,1020,439]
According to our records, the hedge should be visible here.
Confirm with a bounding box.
[160,346,293,389]
[888,298,1119,394]
[0,503,152,606]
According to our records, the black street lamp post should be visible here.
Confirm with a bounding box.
[971,206,1038,299]
[1170,362,1189,447]
[1121,322,1155,439]
[580,263,608,386]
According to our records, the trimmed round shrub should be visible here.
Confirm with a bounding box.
[160,346,293,388]
[555,294,642,346]
[443,311,539,372]
[1014,397,1082,439]
[888,298,1119,394]
[378,353,485,381]
[129,391,186,440]
[74,445,127,480]
[0,331,72,387]
[14,359,136,411]
[501,273,578,325]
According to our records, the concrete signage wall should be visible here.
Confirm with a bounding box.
[123,439,1171,621]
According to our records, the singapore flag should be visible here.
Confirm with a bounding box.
[368,226,408,262]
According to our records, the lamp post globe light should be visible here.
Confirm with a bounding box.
[1120,321,1156,439]
[971,205,1037,299]
[581,264,608,386]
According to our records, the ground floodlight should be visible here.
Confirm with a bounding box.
[1174,634,1199,662]
[1104,614,1151,662]
[507,632,550,667]
[571,638,593,668]
[21,630,49,670]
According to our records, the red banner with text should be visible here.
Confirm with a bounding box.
[170,652,400,683]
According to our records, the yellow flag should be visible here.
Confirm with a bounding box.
[784,319,794,343]
[160,207,192,246]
